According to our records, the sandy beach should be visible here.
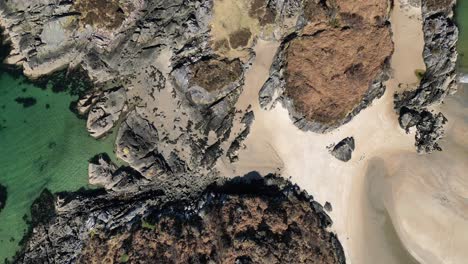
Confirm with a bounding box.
[217,0,467,263]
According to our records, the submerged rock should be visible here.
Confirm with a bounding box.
[0,184,6,214]
[329,137,355,162]
[14,97,37,108]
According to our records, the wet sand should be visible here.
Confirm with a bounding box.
[216,0,468,263]
[381,86,468,264]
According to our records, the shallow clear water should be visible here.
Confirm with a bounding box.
[0,72,117,261]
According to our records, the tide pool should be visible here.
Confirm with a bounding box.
[0,71,117,262]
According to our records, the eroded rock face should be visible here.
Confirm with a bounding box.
[259,0,393,132]
[73,0,135,30]
[15,175,345,264]
[394,0,458,153]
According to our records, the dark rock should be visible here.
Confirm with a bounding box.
[415,111,447,153]
[30,189,55,226]
[86,87,127,138]
[14,97,37,108]
[227,111,255,163]
[324,201,333,212]
[0,184,7,214]
[329,137,355,162]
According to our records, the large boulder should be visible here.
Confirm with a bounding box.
[329,137,355,162]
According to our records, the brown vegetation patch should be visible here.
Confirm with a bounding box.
[303,0,331,23]
[79,187,344,263]
[229,28,252,49]
[74,0,134,29]
[283,0,392,125]
[190,59,243,92]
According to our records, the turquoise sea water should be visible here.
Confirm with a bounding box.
[0,72,117,261]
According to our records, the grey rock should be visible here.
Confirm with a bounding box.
[0,184,6,214]
[259,36,390,134]
[87,87,127,138]
[115,111,167,179]
[329,137,355,162]
[227,111,255,163]
[394,0,458,153]
[88,153,150,193]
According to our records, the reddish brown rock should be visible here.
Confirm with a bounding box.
[283,0,393,127]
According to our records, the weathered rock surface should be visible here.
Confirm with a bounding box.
[227,111,255,163]
[88,153,150,192]
[394,0,458,153]
[15,175,345,264]
[329,137,355,162]
[259,0,393,133]
[0,0,263,180]
[0,184,6,214]
[86,87,127,138]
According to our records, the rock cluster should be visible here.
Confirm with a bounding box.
[0,184,6,214]
[15,175,345,264]
[394,0,458,153]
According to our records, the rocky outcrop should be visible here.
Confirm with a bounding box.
[15,175,345,264]
[259,0,393,133]
[0,184,6,214]
[227,110,255,163]
[328,137,355,162]
[88,153,150,193]
[394,0,458,153]
[86,87,127,138]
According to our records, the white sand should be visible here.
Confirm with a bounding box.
[220,0,468,263]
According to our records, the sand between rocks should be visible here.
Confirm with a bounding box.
[217,0,467,263]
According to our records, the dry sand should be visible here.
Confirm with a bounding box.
[218,0,467,263]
